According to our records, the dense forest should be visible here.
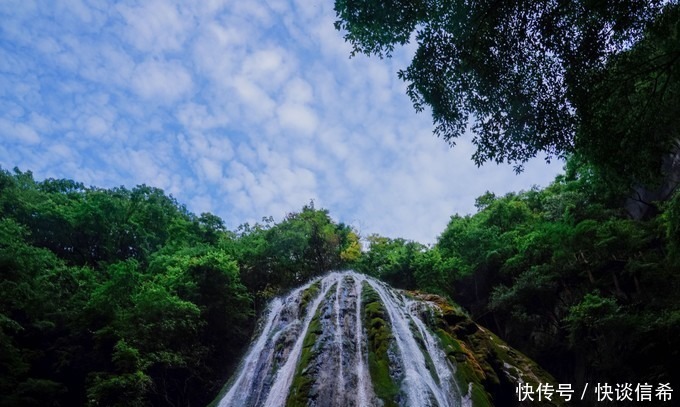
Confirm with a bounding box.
[356,157,680,397]
[2,0,679,405]
[334,0,680,400]
[0,168,359,407]
[2,157,679,406]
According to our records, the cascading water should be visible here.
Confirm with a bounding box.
[217,271,469,407]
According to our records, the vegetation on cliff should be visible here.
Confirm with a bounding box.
[3,1,678,405]
[2,158,678,405]
[357,159,680,400]
[335,7,680,394]
[361,282,400,406]
[0,168,358,407]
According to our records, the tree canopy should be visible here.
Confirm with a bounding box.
[334,0,678,176]
[2,162,678,404]
[355,158,679,393]
[0,168,360,407]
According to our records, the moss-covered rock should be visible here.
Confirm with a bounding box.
[215,274,566,407]
[362,282,401,407]
[299,280,322,318]
[414,293,565,407]
[287,283,336,406]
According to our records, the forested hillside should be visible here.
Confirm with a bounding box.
[3,157,678,406]
[0,168,358,407]
[356,157,680,397]
[335,0,680,398]
[3,0,678,406]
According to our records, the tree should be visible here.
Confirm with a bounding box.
[575,5,680,181]
[334,0,675,174]
[339,230,362,264]
[356,234,425,289]
[0,167,257,407]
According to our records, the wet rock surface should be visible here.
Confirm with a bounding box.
[215,272,561,407]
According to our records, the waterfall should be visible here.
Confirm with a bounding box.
[368,281,458,407]
[353,273,371,406]
[217,271,466,407]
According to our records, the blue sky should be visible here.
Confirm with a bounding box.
[0,0,563,244]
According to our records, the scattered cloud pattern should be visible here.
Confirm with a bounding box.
[0,0,562,243]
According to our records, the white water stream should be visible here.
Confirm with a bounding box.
[217,271,465,407]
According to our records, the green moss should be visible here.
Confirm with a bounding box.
[483,329,560,394]
[470,383,493,407]
[286,283,335,407]
[361,283,400,407]
[435,329,480,391]
[299,280,322,317]
[417,290,564,407]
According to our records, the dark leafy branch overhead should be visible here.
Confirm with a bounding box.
[335,0,675,174]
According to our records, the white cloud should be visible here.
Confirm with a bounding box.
[55,0,101,25]
[177,102,229,132]
[277,102,318,136]
[199,157,223,183]
[77,43,136,88]
[0,0,565,245]
[116,0,193,53]
[84,116,108,136]
[48,143,77,162]
[231,77,277,120]
[318,127,350,160]
[292,146,322,170]
[116,149,152,179]
[0,119,40,144]
[310,14,354,60]
[130,59,193,102]
[241,48,294,91]
[35,36,61,55]
[282,76,314,104]
[177,132,234,163]
[231,2,273,25]
[192,23,244,79]
[27,112,54,134]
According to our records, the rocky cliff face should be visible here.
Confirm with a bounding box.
[212,272,562,407]
[625,145,680,220]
